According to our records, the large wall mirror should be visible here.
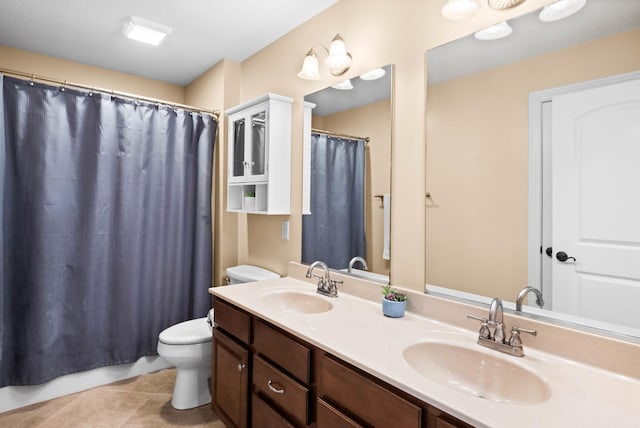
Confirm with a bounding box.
[302,64,393,283]
[425,0,640,338]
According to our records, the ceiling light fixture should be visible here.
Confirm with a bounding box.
[122,16,173,46]
[359,68,386,81]
[539,0,587,22]
[331,79,354,90]
[297,34,352,80]
[474,21,513,40]
[441,0,480,21]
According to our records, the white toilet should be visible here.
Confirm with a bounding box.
[157,265,280,410]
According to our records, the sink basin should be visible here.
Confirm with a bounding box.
[403,342,551,404]
[261,291,333,314]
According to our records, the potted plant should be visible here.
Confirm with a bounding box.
[381,284,407,318]
[244,190,256,211]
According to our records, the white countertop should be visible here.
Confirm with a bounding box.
[210,277,640,428]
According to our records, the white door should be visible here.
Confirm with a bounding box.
[551,78,640,330]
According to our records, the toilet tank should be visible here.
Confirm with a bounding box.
[226,265,280,284]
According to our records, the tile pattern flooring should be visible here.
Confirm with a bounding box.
[0,369,225,427]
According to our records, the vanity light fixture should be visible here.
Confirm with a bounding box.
[331,79,354,90]
[474,21,513,40]
[297,34,353,80]
[442,0,527,21]
[539,0,586,22]
[488,0,527,9]
[359,68,386,81]
[122,16,172,46]
[441,0,480,21]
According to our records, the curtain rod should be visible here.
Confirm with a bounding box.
[0,67,220,119]
[311,128,370,143]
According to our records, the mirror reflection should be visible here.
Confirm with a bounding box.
[425,0,640,337]
[303,65,392,283]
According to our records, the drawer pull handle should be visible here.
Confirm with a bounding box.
[267,380,285,394]
[238,363,246,372]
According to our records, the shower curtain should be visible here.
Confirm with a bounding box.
[0,74,217,387]
[302,133,366,269]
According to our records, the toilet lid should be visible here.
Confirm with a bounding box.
[159,317,212,345]
[226,264,280,283]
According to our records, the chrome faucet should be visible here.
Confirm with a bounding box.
[515,286,545,311]
[305,261,341,298]
[467,297,537,357]
[488,298,505,343]
[347,256,368,273]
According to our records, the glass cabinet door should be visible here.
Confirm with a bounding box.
[250,111,266,176]
[232,118,246,178]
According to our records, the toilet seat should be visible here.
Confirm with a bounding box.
[159,317,211,345]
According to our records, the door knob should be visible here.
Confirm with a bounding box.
[545,247,553,257]
[556,251,576,262]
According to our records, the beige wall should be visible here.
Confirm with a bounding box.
[0,45,184,103]
[185,59,242,285]
[425,28,640,300]
[312,99,392,275]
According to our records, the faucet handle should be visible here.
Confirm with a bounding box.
[466,314,491,339]
[509,326,537,348]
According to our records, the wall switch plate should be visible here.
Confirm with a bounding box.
[281,220,289,241]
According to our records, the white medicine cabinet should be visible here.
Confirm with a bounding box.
[226,93,292,214]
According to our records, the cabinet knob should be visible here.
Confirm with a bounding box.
[237,363,246,372]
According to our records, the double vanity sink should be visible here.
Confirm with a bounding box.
[258,287,549,406]
[211,268,640,427]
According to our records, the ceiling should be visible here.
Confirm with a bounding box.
[428,0,640,85]
[0,0,337,86]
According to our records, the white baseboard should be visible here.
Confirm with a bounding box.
[0,356,172,413]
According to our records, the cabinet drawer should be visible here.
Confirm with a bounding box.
[253,355,309,427]
[251,393,295,428]
[214,298,251,344]
[253,319,311,384]
[317,398,363,428]
[320,354,422,428]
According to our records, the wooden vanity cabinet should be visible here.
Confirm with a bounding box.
[212,297,474,428]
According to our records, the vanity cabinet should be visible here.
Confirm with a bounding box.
[225,93,292,214]
[212,297,474,428]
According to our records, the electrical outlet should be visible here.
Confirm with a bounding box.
[281,220,289,241]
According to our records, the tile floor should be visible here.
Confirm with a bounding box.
[0,369,225,428]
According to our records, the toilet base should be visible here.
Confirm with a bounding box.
[170,364,212,410]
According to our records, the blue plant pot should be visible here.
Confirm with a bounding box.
[382,298,406,318]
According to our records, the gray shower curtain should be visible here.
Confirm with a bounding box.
[0,74,216,387]
[302,134,366,269]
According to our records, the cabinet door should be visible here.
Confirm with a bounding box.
[248,110,267,179]
[230,117,246,180]
[213,329,249,428]
[228,105,269,184]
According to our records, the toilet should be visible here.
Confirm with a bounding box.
[157,265,280,410]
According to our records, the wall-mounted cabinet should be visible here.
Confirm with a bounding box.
[226,93,292,215]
